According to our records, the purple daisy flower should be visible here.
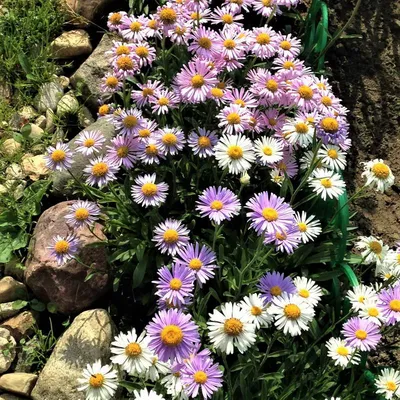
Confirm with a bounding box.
[258,271,296,303]
[146,309,200,362]
[264,224,301,254]
[101,73,123,93]
[75,130,105,156]
[83,156,119,187]
[44,142,73,171]
[131,80,164,108]
[316,111,349,146]
[246,192,295,235]
[196,186,241,224]
[131,173,169,208]
[150,89,179,115]
[378,285,400,325]
[64,200,101,229]
[187,128,218,158]
[153,264,195,308]
[155,127,185,155]
[113,108,144,136]
[48,234,79,265]
[181,355,223,399]
[153,219,190,255]
[341,317,382,351]
[174,243,218,286]
[139,138,166,165]
[106,135,142,168]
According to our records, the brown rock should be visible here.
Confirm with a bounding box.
[0,395,26,400]
[0,277,27,303]
[50,30,92,59]
[63,0,114,26]
[1,311,38,342]
[0,373,37,396]
[24,201,110,314]
[21,155,50,181]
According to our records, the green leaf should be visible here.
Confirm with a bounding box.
[18,53,31,75]
[20,124,32,138]
[12,300,28,310]
[132,257,147,288]
[30,299,46,312]
[310,269,343,281]
[118,380,142,393]
[47,302,58,313]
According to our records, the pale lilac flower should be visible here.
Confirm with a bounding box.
[131,42,156,68]
[113,108,144,136]
[276,33,301,58]
[113,55,138,78]
[225,87,258,108]
[316,112,349,146]
[258,271,296,303]
[101,73,123,93]
[106,41,134,62]
[107,135,142,169]
[215,27,247,60]
[150,89,179,115]
[153,219,190,256]
[139,138,166,165]
[378,285,400,325]
[247,109,267,134]
[48,234,79,265]
[120,14,148,41]
[132,80,164,108]
[341,317,381,351]
[131,173,169,207]
[251,0,282,17]
[155,127,185,155]
[217,104,251,134]
[167,22,192,45]
[223,0,253,12]
[264,108,286,131]
[264,224,301,254]
[138,119,159,141]
[107,11,127,31]
[64,200,101,229]
[247,27,278,59]
[45,142,73,171]
[75,130,105,156]
[187,128,218,158]
[83,156,119,187]
[288,76,319,112]
[188,26,219,59]
[250,70,285,106]
[210,6,244,28]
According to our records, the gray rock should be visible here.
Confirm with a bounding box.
[5,164,24,180]
[19,106,37,121]
[28,124,44,141]
[0,303,21,321]
[0,373,37,397]
[0,327,16,374]
[50,30,92,59]
[52,118,115,194]
[78,106,95,128]
[58,75,70,89]
[34,115,47,130]
[37,82,64,113]
[31,309,117,400]
[1,139,21,157]
[0,394,26,400]
[0,81,12,103]
[70,34,113,110]
[56,92,80,118]
[0,277,27,304]
[63,0,114,26]
[45,109,56,133]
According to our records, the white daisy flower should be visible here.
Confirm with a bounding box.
[294,211,322,243]
[325,337,360,368]
[75,130,106,156]
[308,168,345,200]
[362,159,395,193]
[270,168,285,186]
[207,302,256,354]
[293,277,322,307]
[346,284,378,311]
[110,329,153,375]
[133,388,166,400]
[253,136,284,165]
[379,253,400,281]
[299,150,323,171]
[268,293,315,336]
[282,118,315,148]
[359,299,386,326]
[131,173,169,208]
[214,133,255,175]
[375,368,400,399]
[141,356,170,382]
[161,368,188,400]
[355,236,389,266]
[77,360,118,400]
[239,293,273,329]
[317,144,347,171]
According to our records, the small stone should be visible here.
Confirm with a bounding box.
[1,311,38,342]
[0,81,12,103]
[56,93,80,118]
[45,109,56,133]
[0,277,27,303]
[28,124,44,141]
[34,115,47,130]
[4,180,26,200]
[19,106,37,122]
[58,76,70,89]
[37,82,64,113]
[6,164,23,180]
[0,373,37,397]
[21,155,49,181]
[0,303,21,321]
[4,261,25,282]
[0,185,7,195]
[0,327,16,374]
[50,30,92,59]
[78,106,94,128]
[1,139,21,157]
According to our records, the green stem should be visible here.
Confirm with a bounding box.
[67,169,95,201]
[222,354,233,398]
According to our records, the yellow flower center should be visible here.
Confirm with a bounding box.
[389,299,400,312]
[198,136,211,148]
[298,222,307,232]
[222,14,233,24]
[269,118,277,126]
[193,371,208,384]
[175,26,186,35]
[275,232,287,240]
[142,87,154,97]
[191,74,205,88]
[130,21,142,32]
[98,104,110,116]
[234,99,246,107]
[51,149,66,162]
[262,0,272,5]
[159,8,177,24]
[142,183,158,197]
[256,33,270,45]
[211,87,224,98]
[283,61,295,69]
[321,96,332,106]
[109,12,122,24]
[123,115,138,128]
[327,149,338,159]
[280,40,292,50]
[262,207,278,222]
[251,306,262,316]
[162,133,177,145]
[217,81,226,89]
[163,229,179,244]
[295,122,309,134]
[189,258,203,271]
[355,329,367,340]
[223,318,243,336]
[146,144,158,155]
[386,381,397,392]
[227,145,243,159]
[320,178,332,188]
[371,162,390,179]
[299,289,310,298]
[170,278,183,290]
[265,79,278,92]
[89,373,104,388]
[117,145,129,158]
[270,285,282,296]
[284,304,301,319]
[148,19,158,29]
[125,342,142,357]
[54,240,70,254]
[263,146,273,156]
[320,117,339,132]
[358,296,365,303]
[226,112,241,125]
[198,37,212,49]
[139,129,151,138]
[223,39,236,49]
[317,82,326,89]
[92,162,109,177]
[158,97,169,106]
[116,56,134,71]
[75,208,89,221]
[105,76,119,88]
[116,45,130,56]
[231,0,243,4]
[210,200,224,210]
[368,307,379,317]
[369,241,382,254]
[135,46,149,58]
[161,325,183,346]
[191,12,200,20]
[298,85,314,100]
[337,346,349,356]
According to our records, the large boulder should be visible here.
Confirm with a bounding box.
[1,311,38,342]
[52,117,115,194]
[63,0,114,26]
[24,202,110,314]
[0,277,27,303]
[31,309,117,400]
[0,373,37,397]
[70,34,113,110]
[50,30,92,59]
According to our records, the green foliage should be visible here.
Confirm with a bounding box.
[0,0,64,103]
